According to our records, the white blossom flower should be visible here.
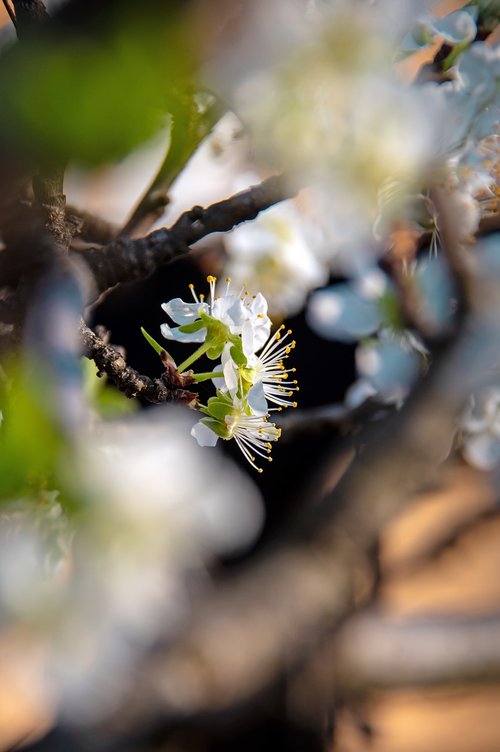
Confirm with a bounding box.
[161,276,271,359]
[213,327,299,416]
[354,335,421,406]
[192,393,281,472]
[400,8,477,52]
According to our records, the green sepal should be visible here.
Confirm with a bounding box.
[377,290,405,333]
[203,392,234,421]
[178,320,205,334]
[230,342,247,366]
[199,417,229,439]
[206,343,224,359]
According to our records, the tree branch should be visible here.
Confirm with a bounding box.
[1,0,16,27]
[333,610,500,691]
[119,95,222,239]
[66,206,118,246]
[79,321,198,406]
[78,175,294,298]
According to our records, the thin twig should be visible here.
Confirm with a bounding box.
[277,397,395,438]
[1,0,16,27]
[119,96,222,239]
[79,321,198,407]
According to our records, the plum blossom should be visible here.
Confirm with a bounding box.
[212,327,299,416]
[191,393,281,473]
[161,276,271,361]
[152,278,297,468]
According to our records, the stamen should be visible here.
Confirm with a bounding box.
[189,283,199,303]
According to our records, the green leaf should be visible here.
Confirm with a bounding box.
[200,417,228,439]
[141,327,168,359]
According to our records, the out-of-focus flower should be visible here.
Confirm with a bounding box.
[223,194,328,317]
[400,8,477,52]
[354,335,421,406]
[430,43,500,153]
[306,268,392,343]
[460,388,500,470]
[307,257,455,404]
[0,409,263,723]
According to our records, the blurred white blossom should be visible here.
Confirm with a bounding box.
[0,409,263,723]
[223,192,328,317]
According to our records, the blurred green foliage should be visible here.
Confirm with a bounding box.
[0,5,199,164]
[82,356,138,418]
[0,359,65,505]
[0,356,135,517]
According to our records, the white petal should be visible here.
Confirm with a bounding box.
[430,10,476,44]
[463,433,500,471]
[161,299,208,325]
[307,287,381,342]
[212,295,244,327]
[160,323,207,343]
[247,293,268,318]
[222,346,239,396]
[247,382,268,416]
[191,421,219,447]
[211,364,226,392]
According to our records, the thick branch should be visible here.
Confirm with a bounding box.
[79,175,294,298]
[67,206,118,245]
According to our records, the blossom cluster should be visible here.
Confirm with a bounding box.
[156,276,298,471]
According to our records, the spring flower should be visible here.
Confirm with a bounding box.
[161,276,271,361]
[191,393,281,472]
[153,277,295,470]
[213,326,299,415]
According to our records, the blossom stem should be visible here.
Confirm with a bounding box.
[177,342,212,373]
